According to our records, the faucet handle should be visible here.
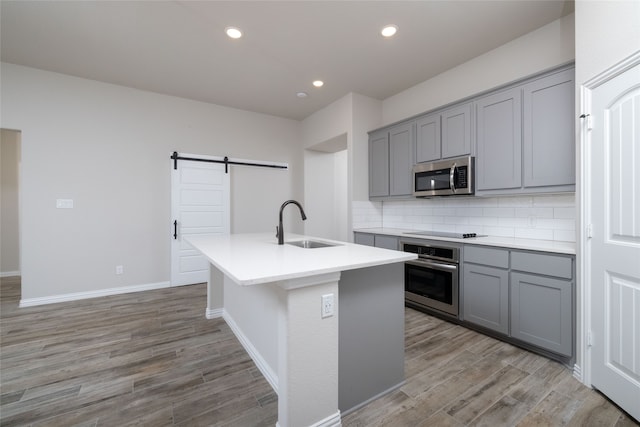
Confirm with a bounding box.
[275,225,279,238]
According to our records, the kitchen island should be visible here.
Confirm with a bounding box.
[185,233,416,427]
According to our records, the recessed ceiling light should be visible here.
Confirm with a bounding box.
[296,91,308,98]
[313,80,324,88]
[225,27,242,39]
[381,25,398,38]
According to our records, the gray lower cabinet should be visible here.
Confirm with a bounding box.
[462,244,575,359]
[374,235,399,250]
[354,232,375,246]
[463,263,509,335]
[353,232,399,250]
[510,272,573,357]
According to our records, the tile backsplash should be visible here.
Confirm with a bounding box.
[353,194,576,242]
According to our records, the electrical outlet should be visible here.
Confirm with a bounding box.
[115,265,124,275]
[528,216,537,228]
[321,293,334,318]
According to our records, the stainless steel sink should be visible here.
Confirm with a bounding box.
[286,240,340,249]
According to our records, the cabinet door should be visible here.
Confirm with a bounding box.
[416,113,441,163]
[369,131,389,198]
[523,69,575,188]
[463,263,509,334]
[510,272,573,356]
[476,87,522,191]
[442,102,472,159]
[354,232,375,247]
[389,122,415,196]
[374,235,399,250]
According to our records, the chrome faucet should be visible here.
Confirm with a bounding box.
[277,200,307,244]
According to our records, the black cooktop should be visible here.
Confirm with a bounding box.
[404,231,487,239]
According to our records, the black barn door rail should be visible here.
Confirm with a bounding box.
[171,151,288,173]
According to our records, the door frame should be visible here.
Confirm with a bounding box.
[579,50,640,388]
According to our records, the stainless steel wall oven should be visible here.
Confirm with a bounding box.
[402,241,460,318]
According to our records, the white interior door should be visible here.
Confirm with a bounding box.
[171,158,230,286]
[588,56,640,421]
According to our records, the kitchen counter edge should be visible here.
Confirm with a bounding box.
[354,228,576,255]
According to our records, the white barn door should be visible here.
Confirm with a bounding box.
[171,157,230,286]
[587,54,640,421]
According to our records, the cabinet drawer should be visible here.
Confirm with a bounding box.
[375,235,399,250]
[464,246,509,269]
[511,251,573,279]
[354,232,375,247]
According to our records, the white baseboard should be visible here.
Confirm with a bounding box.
[222,310,279,393]
[1,270,20,278]
[276,411,341,427]
[573,363,583,382]
[205,307,223,319]
[341,380,405,417]
[19,281,171,307]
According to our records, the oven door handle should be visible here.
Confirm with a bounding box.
[406,259,458,272]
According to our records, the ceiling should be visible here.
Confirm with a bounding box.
[0,1,574,121]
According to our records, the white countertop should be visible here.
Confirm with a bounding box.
[186,233,416,286]
[355,228,576,255]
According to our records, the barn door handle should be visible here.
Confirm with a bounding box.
[173,220,178,239]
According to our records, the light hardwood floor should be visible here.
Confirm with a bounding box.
[1,276,637,426]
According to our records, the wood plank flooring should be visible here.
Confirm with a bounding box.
[1,276,637,426]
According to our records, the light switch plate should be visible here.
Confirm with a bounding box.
[56,199,74,209]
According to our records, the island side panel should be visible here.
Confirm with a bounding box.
[338,262,405,413]
[205,265,224,318]
[222,276,280,391]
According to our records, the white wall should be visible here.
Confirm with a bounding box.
[1,129,21,276]
[0,63,303,300]
[382,14,575,125]
[301,93,382,241]
[575,1,639,83]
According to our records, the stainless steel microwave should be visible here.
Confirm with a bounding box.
[413,156,474,197]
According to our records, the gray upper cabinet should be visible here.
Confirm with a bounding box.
[415,102,472,164]
[368,65,574,200]
[476,87,523,191]
[389,122,415,196]
[369,130,390,198]
[475,66,575,195]
[416,113,441,163]
[523,68,575,188]
[442,102,472,159]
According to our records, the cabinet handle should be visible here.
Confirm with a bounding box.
[173,220,178,240]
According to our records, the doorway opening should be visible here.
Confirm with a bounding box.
[1,129,22,304]
[304,134,348,241]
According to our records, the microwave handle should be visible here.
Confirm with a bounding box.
[449,163,457,193]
